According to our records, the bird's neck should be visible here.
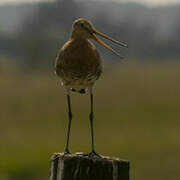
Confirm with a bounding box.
[70,30,87,41]
[70,35,88,44]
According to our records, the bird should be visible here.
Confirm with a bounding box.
[55,18,128,157]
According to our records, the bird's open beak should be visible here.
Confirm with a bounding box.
[91,30,128,58]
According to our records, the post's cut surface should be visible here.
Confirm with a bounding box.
[50,153,130,180]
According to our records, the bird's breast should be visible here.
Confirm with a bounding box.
[55,39,102,86]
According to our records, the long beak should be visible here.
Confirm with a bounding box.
[92,29,128,58]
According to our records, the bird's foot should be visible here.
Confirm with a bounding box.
[88,150,102,158]
[64,149,71,155]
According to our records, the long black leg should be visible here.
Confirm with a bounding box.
[90,92,95,152]
[89,90,101,158]
[64,94,72,154]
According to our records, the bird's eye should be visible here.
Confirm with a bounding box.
[80,23,84,27]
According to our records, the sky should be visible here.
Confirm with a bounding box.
[0,0,180,6]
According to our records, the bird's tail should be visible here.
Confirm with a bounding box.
[71,88,86,94]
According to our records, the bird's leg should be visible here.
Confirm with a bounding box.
[64,92,72,154]
[88,88,101,158]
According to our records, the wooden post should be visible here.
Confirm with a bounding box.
[50,153,130,180]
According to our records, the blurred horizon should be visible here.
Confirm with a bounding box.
[0,0,180,6]
[1,0,180,72]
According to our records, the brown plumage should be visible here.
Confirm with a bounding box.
[55,18,127,157]
[55,19,103,94]
[55,31,102,93]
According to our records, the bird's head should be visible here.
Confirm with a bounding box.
[71,18,128,58]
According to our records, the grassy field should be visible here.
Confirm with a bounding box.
[0,62,180,180]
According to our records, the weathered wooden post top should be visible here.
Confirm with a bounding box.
[50,152,129,180]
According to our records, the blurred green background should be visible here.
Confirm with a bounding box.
[0,0,180,179]
[1,63,180,180]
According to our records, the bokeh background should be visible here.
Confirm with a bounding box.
[0,0,180,179]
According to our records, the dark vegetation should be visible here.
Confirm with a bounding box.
[0,0,180,71]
